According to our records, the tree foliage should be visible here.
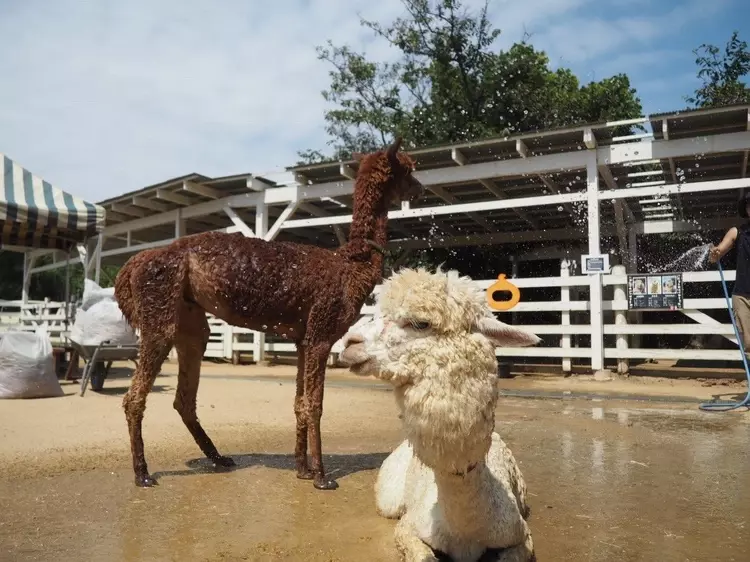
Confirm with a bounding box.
[299,0,643,163]
[686,30,750,108]
[0,250,118,303]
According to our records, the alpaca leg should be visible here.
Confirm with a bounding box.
[304,342,337,490]
[294,344,313,480]
[123,338,172,487]
[394,518,438,562]
[487,518,535,562]
[173,304,235,469]
[488,531,535,562]
[375,439,411,518]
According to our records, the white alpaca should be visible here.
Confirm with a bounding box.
[340,267,540,562]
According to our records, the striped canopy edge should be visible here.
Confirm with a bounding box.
[0,153,106,251]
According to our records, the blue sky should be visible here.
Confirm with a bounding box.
[0,0,747,203]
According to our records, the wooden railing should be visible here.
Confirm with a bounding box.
[1,267,740,371]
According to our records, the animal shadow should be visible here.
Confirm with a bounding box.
[94,384,170,396]
[152,452,389,482]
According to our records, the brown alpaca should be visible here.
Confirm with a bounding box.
[114,138,423,490]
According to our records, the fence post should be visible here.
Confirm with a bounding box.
[612,264,629,375]
[560,259,572,374]
[222,323,233,360]
[232,331,240,365]
[42,297,50,335]
[253,200,268,364]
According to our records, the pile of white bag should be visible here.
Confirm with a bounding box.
[0,329,64,399]
[69,279,137,347]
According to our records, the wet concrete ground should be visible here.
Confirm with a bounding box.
[0,378,748,562]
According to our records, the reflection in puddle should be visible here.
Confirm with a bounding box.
[1,398,748,562]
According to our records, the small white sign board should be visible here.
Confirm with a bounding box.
[581,254,610,274]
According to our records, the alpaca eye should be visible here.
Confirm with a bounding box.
[410,320,431,330]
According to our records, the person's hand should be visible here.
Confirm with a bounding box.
[709,245,721,263]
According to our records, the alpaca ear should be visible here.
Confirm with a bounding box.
[474,316,541,348]
[386,136,403,158]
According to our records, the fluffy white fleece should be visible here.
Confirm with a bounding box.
[340,267,540,562]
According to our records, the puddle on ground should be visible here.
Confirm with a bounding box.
[1,398,748,561]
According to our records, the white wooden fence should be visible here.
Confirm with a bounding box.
[0,265,741,371]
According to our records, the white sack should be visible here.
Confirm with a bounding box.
[0,330,64,399]
[70,280,137,347]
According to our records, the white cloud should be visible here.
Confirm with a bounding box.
[0,0,407,201]
[0,0,735,203]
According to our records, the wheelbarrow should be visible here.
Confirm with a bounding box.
[72,339,140,396]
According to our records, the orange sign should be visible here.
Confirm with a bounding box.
[486,274,521,311]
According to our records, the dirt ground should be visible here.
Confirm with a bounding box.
[0,362,748,561]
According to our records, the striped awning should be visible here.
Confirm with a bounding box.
[1,153,105,251]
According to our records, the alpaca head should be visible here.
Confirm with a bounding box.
[340,267,540,474]
[352,137,424,208]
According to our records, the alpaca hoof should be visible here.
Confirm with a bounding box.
[135,474,158,487]
[296,469,314,480]
[211,455,236,469]
[313,477,339,490]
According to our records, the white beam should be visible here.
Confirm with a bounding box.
[599,130,750,165]
[452,147,539,229]
[538,176,575,220]
[183,180,223,199]
[94,235,104,284]
[111,203,147,218]
[340,163,357,179]
[284,150,590,206]
[598,165,635,221]
[101,238,177,258]
[156,188,194,206]
[390,224,614,250]
[254,200,268,362]
[31,254,84,274]
[175,209,186,238]
[635,216,737,235]
[298,202,349,244]
[587,152,604,371]
[515,139,529,158]
[21,252,36,303]
[583,128,597,149]
[223,206,255,237]
[265,200,300,241]
[280,191,588,229]
[600,177,750,201]
[104,192,260,237]
[247,176,273,191]
[132,196,171,213]
[661,119,669,141]
[428,184,497,232]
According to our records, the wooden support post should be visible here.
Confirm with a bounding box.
[253,201,268,363]
[612,264,629,375]
[628,229,642,350]
[94,235,104,284]
[587,153,605,372]
[561,259,572,374]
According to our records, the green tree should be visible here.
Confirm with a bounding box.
[0,250,118,303]
[300,0,643,162]
[686,30,750,108]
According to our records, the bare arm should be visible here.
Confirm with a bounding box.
[709,227,738,263]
